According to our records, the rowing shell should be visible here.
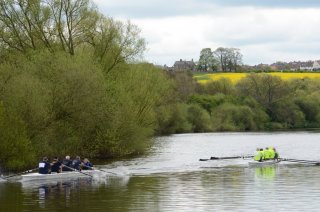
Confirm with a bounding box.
[248,160,280,167]
[21,170,101,181]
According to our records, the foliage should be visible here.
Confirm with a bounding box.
[197,48,218,71]
[187,104,212,132]
[203,78,235,95]
[0,103,35,171]
[236,74,291,113]
[211,103,256,131]
[213,47,243,72]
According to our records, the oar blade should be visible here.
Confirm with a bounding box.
[199,159,210,161]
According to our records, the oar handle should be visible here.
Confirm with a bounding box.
[281,158,320,165]
[200,155,253,161]
[2,167,39,180]
[210,156,254,160]
[82,164,118,175]
[62,165,93,178]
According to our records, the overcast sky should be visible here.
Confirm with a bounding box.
[93,0,320,66]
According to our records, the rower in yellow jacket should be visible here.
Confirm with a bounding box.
[263,147,271,160]
[269,147,276,159]
[254,148,265,162]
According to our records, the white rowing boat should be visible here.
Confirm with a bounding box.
[248,160,280,167]
[21,170,101,181]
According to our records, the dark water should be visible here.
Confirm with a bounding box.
[1,132,320,211]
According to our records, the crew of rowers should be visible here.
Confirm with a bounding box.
[254,147,279,162]
[38,156,93,174]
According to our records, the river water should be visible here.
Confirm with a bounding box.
[1,132,320,211]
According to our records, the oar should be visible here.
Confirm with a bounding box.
[1,167,39,180]
[62,165,93,178]
[281,158,320,165]
[82,164,117,175]
[199,155,253,161]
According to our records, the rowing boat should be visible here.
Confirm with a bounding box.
[21,170,101,181]
[248,160,280,167]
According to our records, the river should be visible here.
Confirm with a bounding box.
[1,132,320,211]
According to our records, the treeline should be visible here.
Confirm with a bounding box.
[158,72,320,134]
[1,1,320,172]
[0,0,174,171]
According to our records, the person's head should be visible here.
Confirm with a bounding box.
[65,155,70,160]
[260,148,263,151]
[83,158,89,163]
[76,156,80,160]
[43,157,48,161]
[53,157,58,161]
[265,147,269,150]
[256,148,260,151]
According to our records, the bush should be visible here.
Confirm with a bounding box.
[0,103,35,171]
[187,104,212,132]
[211,103,260,131]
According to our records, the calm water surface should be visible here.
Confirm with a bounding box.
[1,132,320,211]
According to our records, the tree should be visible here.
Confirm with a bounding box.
[46,0,100,55]
[187,104,212,132]
[0,0,145,73]
[0,0,99,54]
[204,78,235,95]
[0,103,35,171]
[211,103,257,131]
[213,47,243,72]
[197,48,218,71]
[92,18,146,74]
[236,73,291,117]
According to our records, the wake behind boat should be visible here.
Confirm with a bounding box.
[21,169,101,181]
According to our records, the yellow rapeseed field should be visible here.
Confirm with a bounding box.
[194,72,320,84]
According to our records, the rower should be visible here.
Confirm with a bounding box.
[254,148,264,162]
[81,158,93,170]
[62,155,72,171]
[72,156,81,170]
[51,157,62,173]
[269,147,276,159]
[264,147,271,160]
[39,157,51,174]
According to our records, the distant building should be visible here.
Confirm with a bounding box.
[313,60,320,71]
[173,59,196,71]
[299,60,314,71]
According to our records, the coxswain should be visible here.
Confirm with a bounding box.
[51,157,62,173]
[274,148,279,160]
[39,157,51,174]
[81,158,93,170]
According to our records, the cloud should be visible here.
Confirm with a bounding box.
[93,0,320,66]
[212,0,320,9]
[94,0,320,19]
[93,0,218,19]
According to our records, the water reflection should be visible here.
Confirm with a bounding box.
[254,166,276,180]
[2,132,320,211]
[19,175,131,211]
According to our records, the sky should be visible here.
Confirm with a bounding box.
[93,0,320,66]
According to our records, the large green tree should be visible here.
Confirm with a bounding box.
[0,0,145,73]
[198,48,218,71]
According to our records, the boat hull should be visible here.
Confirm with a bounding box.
[248,160,279,167]
[21,170,100,181]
